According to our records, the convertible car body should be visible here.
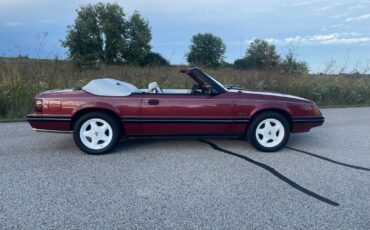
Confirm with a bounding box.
[27,68,324,154]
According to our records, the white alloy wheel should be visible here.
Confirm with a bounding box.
[255,118,285,148]
[79,118,113,150]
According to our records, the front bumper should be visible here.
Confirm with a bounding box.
[291,116,325,133]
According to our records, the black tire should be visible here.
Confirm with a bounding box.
[73,112,121,155]
[247,112,290,152]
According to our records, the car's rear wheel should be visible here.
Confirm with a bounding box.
[73,112,120,155]
[247,112,290,152]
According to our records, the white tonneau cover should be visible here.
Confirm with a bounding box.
[82,78,142,96]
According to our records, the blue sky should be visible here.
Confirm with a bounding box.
[0,0,369,72]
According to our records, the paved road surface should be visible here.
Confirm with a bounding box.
[1,107,370,229]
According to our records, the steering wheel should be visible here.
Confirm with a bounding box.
[188,83,199,94]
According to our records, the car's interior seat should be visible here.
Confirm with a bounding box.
[148,82,163,94]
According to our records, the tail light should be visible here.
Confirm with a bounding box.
[34,99,43,112]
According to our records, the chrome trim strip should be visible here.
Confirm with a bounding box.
[121,118,249,124]
[27,114,72,118]
[33,128,73,134]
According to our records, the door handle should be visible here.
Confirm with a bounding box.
[146,99,159,105]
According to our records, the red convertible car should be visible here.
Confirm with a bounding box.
[27,68,324,154]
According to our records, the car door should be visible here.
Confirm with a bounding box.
[138,92,236,136]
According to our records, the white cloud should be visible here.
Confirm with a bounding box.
[247,33,370,46]
[265,38,279,44]
[331,24,343,28]
[284,36,303,43]
[3,21,23,26]
[316,5,332,11]
[330,13,347,18]
[345,14,370,22]
[285,33,370,45]
[291,1,312,6]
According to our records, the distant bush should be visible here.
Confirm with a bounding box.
[280,51,309,75]
[234,58,249,70]
[234,39,308,75]
[140,52,170,66]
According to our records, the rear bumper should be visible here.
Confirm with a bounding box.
[292,116,324,133]
[26,114,72,132]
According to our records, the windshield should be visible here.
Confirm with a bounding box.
[182,68,227,94]
[203,72,226,90]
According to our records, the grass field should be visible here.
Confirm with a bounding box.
[0,57,370,119]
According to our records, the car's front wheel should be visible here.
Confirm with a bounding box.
[247,112,290,152]
[73,112,120,155]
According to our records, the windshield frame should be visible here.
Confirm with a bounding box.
[188,68,227,95]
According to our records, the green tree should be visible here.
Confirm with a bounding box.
[280,51,309,75]
[234,39,280,70]
[187,33,226,68]
[95,3,127,64]
[62,4,103,67]
[125,11,152,65]
[63,3,153,67]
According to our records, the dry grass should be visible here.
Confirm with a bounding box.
[1,57,370,119]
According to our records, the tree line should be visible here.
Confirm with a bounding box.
[63,2,308,74]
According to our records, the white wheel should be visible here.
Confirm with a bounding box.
[255,118,285,148]
[248,112,290,152]
[79,118,113,150]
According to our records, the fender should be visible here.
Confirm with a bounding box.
[249,102,293,120]
[72,101,121,117]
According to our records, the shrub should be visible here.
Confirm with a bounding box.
[140,52,170,66]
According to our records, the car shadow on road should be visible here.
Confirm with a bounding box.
[113,139,160,153]
[113,137,228,154]
[199,137,370,207]
[198,139,340,206]
[285,146,370,172]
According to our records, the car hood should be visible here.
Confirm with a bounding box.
[228,89,310,102]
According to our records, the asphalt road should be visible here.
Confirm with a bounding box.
[1,107,370,229]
